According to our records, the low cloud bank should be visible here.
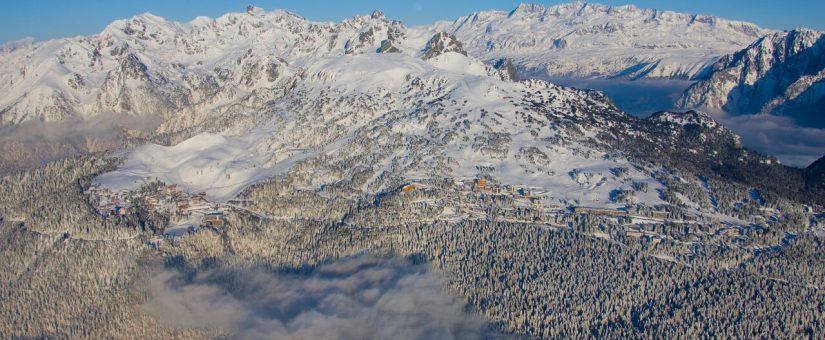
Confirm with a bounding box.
[718,114,825,168]
[548,77,694,117]
[0,114,159,174]
[541,77,824,168]
[144,255,500,339]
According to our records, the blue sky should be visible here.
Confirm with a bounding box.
[1,0,823,43]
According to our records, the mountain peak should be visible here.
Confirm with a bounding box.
[509,3,547,17]
[246,5,265,16]
[422,32,467,59]
[133,12,166,23]
[100,12,178,39]
[371,10,385,19]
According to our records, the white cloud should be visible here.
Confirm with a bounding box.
[144,255,499,339]
[718,114,825,167]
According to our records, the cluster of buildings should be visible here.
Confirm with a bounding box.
[456,177,547,207]
[85,186,134,218]
[400,176,723,247]
[85,182,229,242]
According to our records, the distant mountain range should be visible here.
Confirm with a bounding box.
[0,2,774,127]
[436,2,771,80]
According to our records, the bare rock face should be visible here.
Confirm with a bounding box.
[377,24,404,54]
[493,58,519,81]
[377,40,401,53]
[679,29,825,128]
[422,32,467,59]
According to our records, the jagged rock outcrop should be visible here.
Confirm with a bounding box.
[422,32,467,59]
[679,29,825,128]
[493,58,519,81]
[377,23,404,53]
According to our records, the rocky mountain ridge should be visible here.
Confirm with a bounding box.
[679,29,825,128]
[0,3,776,128]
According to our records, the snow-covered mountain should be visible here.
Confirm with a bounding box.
[679,29,825,128]
[0,7,407,126]
[4,6,825,340]
[0,3,775,127]
[93,47,801,210]
[94,50,657,206]
[431,2,772,80]
[0,4,817,207]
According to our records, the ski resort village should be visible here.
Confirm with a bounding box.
[82,170,824,262]
[85,181,228,243]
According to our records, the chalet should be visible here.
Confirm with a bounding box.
[649,211,669,219]
[401,184,416,193]
[191,196,208,205]
[204,212,226,227]
[474,178,491,193]
[165,184,178,195]
[101,203,115,215]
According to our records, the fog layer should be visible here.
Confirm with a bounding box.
[144,255,500,339]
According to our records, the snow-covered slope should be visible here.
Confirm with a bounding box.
[678,29,825,128]
[93,51,666,207]
[92,47,798,213]
[426,2,772,80]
